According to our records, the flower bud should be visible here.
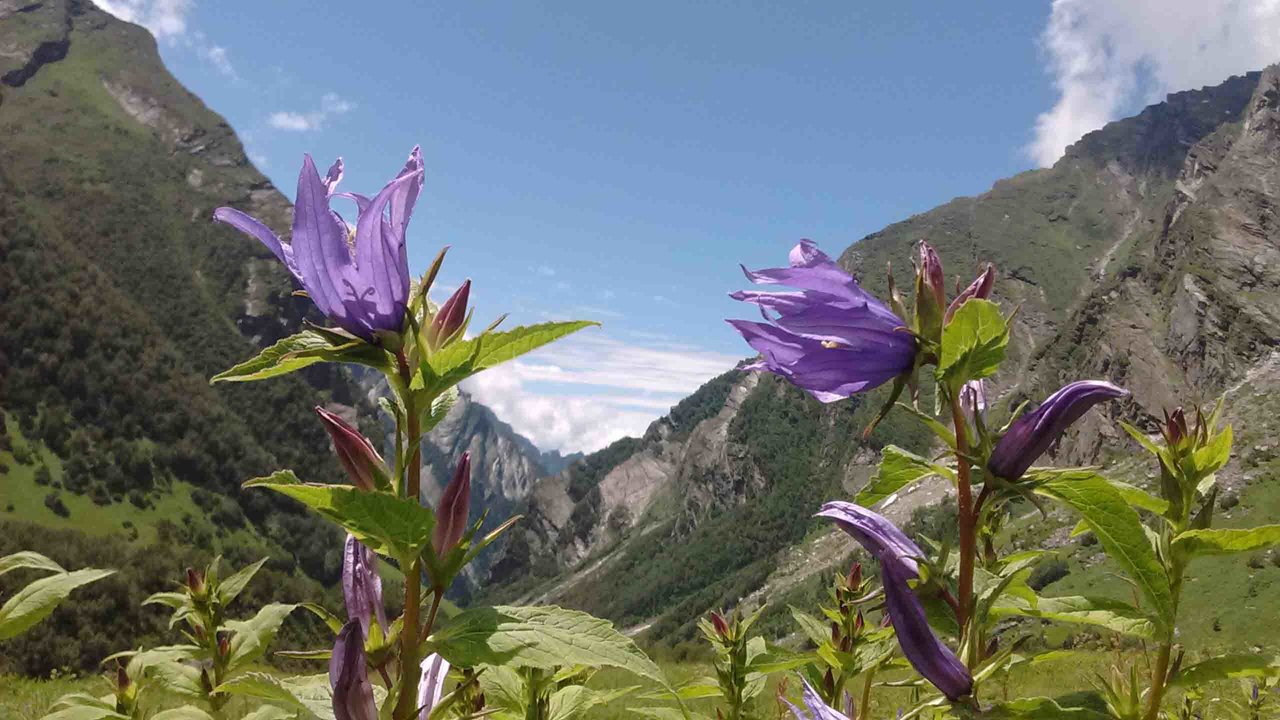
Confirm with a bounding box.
[316,407,387,492]
[1162,407,1189,448]
[217,632,230,658]
[913,241,946,339]
[918,241,945,309]
[428,279,471,350]
[848,562,862,592]
[944,263,995,322]
[854,610,865,637]
[709,611,729,639]
[432,452,472,559]
[343,534,387,636]
[830,621,841,646]
[959,380,987,427]
[186,567,206,597]
[331,621,378,720]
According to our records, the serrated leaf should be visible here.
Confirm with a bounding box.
[855,445,954,507]
[547,685,635,720]
[218,557,268,606]
[1172,525,1280,560]
[1032,470,1174,631]
[1169,654,1280,687]
[212,330,391,383]
[225,603,298,673]
[983,697,1109,719]
[39,704,129,720]
[789,606,830,647]
[991,595,1155,638]
[430,605,667,689]
[0,568,114,640]
[938,299,1009,389]
[216,672,320,718]
[423,321,598,394]
[244,471,435,559]
[0,551,65,577]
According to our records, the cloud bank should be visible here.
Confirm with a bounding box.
[1030,0,1280,167]
[461,332,741,454]
[268,93,356,132]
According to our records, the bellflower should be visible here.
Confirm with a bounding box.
[433,452,472,558]
[213,147,425,341]
[330,621,378,720]
[728,240,917,402]
[316,407,387,492]
[784,680,850,720]
[342,535,387,637]
[417,653,451,719]
[987,380,1129,481]
[817,501,973,701]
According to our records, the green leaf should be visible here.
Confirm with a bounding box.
[423,321,598,393]
[212,329,391,383]
[1187,425,1233,478]
[216,672,321,718]
[240,708,299,720]
[431,605,667,689]
[244,471,435,559]
[39,698,130,720]
[1102,479,1170,516]
[1172,525,1280,560]
[855,445,954,507]
[983,697,1109,719]
[0,551,65,578]
[991,595,1156,638]
[150,708,218,720]
[0,568,114,640]
[225,603,298,673]
[218,557,268,606]
[1033,471,1174,631]
[547,685,635,720]
[1169,654,1280,687]
[789,606,830,648]
[299,602,345,634]
[937,299,1009,388]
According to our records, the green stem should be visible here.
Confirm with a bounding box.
[1144,640,1173,720]
[420,588,443,644]
[857,668,876,720]
[394,369,424,720]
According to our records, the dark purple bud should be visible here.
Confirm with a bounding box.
[330,621,379,720]
[428,279,471,350]
[185,568,206,597]
[944,264,995,322]
[709,611,729,639]
[1163,407,1188,448]
[432,452,472,559]
[988,380,1129,481]
[848,563,862,591]
[817,501,973,701]
[342,535,387,637]
[830,622,841,646]
[116,665,131,692]
[417,653,452,719]
[854,611,865,637]
[217,632,230,659]
[917,241,946,310]
[316,406,386,492]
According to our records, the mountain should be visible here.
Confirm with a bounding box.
[0,0,379,672]
[483,66,1280,648]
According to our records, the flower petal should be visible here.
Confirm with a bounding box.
[212,207,301,278]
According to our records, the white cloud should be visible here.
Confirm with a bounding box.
[1030,0,1280,167]
[461,333,741,453]
[202,44,235,77]
[268,93,356,132]
[531,265,557,277]
[97,0,193,41]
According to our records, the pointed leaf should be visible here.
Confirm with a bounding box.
[225,603,298,672]
[218,557,269,606]
[0,568,114,640]
[991,595,1155,638]
[0,551,65,577]
[1169,654,1280,688]
[1172,525,1280,560]
[855,445,954,507]
[212,329,391,383]
[938,299,1009,389]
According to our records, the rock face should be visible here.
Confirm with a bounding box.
[485,66,1280,645]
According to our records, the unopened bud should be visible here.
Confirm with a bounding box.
[186,567,204,594]
[918,241,946,309]
[854,611,865,636]
[1163,407,1188,448]
[848,562,862,591]
[217,632,230,658]
[913,240,946,339]
[428,279,471,350]
[315,406,387,492]
[432,452,472,560]
[116,665,130,691]
[944,263,995,322]
[830,622,841,646]
[709,611,729,638]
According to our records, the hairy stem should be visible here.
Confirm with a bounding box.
[394,364,424,720]
[949,395,977,662]
[420,588,444,644]
[1144,640,1173,720]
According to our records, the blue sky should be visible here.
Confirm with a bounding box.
[100,0,1280,452]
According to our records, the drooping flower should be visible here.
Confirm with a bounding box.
[783,680,850,720]
[959,379,987,428]
[213,148,424,341]
[330,621,378,720]
[728,240,917,402]
[316,407,387,492]
[432,452,472,558]
[987,380,1129,481]
[417,653,451,719]
[342,535,387,637]
[945,264,995,322]
[817,501,973,701]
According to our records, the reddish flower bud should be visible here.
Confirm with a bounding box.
[854,610,865,636]
[217,632,230,658]
[116,664,131,691]
[428,279,471,350]
[918,241,946,309]
[848,562,863,591]
[316,406,387,492]
[1162,407,1189,448]
[830,621,841,646]
[186,568,206,597]
[432,452,472,559]
[944,263,995,322]
[709,611,729,638]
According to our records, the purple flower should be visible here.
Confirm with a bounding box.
[817,501,973,701]
[213,148,424,341]
[959,380,987,427]
[728,240,917,402]
[330,621,378,720]
[343,535,387,638]
[432,452,472,559]
[417,653,451,719]
[783,680,849,720]
[987,380,1129,481]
